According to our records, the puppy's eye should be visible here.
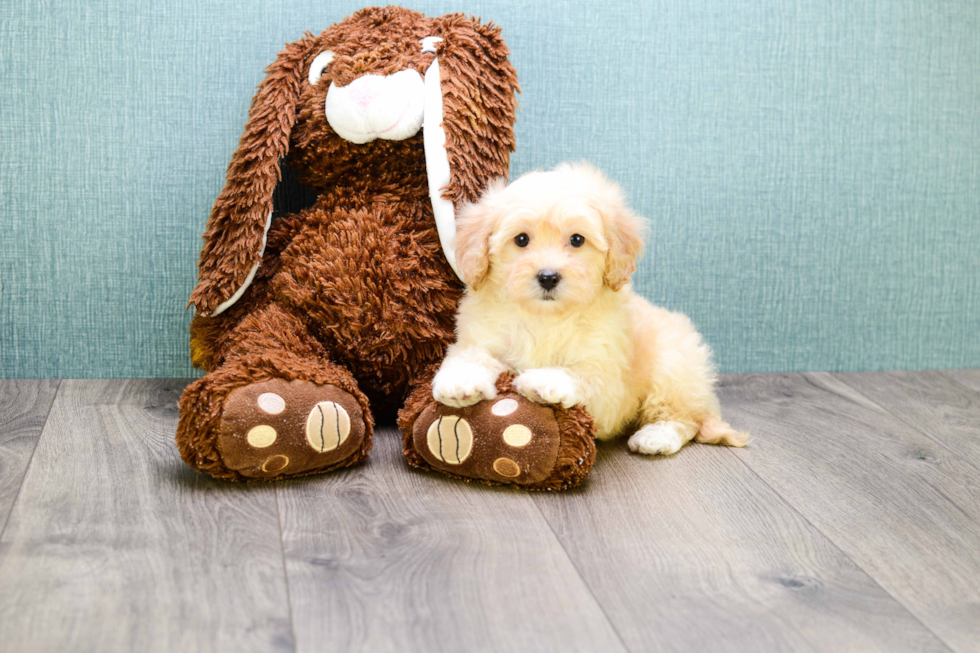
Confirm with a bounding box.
[569,234,586,248]
[308,50,335,85]
[514,233,530,248]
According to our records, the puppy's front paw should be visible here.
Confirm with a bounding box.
[515,368,580,408]
[432,364,497,408]
[628,421,687,456]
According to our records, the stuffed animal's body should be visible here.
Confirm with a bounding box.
[191,154,456,413]
[177,7,595,488]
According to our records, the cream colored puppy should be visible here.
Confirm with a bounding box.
[432,162,747,455]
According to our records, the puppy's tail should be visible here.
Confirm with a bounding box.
[696,415,750,448]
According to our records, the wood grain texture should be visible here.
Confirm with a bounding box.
[944,369,980,394]
[834,370,980,470]
[531,440,947,652]
[0,379,59,535]
[4,372,980,652]
[0,380,293,653]
[276,426,626,653]
[718,372,980,652]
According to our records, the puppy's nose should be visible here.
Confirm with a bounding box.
[537,270,561,291]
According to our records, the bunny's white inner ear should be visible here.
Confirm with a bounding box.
[211,211,273,316]
[420,36,442,54]
[422,57,462,282]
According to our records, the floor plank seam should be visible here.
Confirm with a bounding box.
[0,378,62,543]
[529,496,633,653]
[722,445,955,651]
[828,373,980,476]
[274,485,300,653]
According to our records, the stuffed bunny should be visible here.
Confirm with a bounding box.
[177,6,595,489]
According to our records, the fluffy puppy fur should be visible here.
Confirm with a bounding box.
[432,163,748,456]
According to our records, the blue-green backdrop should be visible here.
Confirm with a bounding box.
[2,0,978,378]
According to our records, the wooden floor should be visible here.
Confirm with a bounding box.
[1,372,979,652]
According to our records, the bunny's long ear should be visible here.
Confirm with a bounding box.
[189,36,317,316]
[423,15,519,280]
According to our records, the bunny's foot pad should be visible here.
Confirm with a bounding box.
[217,378,368,479]
[399,375,596,491]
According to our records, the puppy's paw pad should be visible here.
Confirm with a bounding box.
[628,422,687,456]
[515,369,580,408]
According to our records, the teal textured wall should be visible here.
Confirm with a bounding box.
[2,0,978,378]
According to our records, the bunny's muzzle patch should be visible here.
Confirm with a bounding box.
[325,69,424,144]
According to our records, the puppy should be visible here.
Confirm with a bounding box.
[432,162,748,456]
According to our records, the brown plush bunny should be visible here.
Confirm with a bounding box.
[177,6,596,489]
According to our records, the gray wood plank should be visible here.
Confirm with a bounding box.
[718,372,980,653]
[531,439,947,652]
[276,426,626,653]
[0,379,59,535]
[0,380,294,653]
[834,370,980,470]
[944,369,980,394]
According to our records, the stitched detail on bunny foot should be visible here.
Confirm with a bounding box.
[411,393,566,486]
[426,415,474,465]
[218,378,367,479]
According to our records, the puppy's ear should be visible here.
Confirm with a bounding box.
[455,180,504,289]
[603,205,646,291]
[189,35,318,316]
[578,165,646,291]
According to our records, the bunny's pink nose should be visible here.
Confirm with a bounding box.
[348,76,381,107]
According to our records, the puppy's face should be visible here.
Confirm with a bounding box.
[456,163,646,313]
[488,194,608,311]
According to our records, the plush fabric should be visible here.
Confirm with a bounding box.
[176,7,529,482]
[399,371,597,491]
[177,302,375,481]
